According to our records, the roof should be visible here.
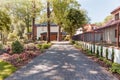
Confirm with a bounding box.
[41,32,66,35]
[111,6,120,14]
[83,24,98,32]
[35,22,57,27]
[94,19,120,31]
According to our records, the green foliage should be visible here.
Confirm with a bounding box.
[0,10,11,32]
[110,63,120,74]
[8,31,18,40]
[0,44,3,50]
[86,49,93,56]
[94,15,113,27]
[74,44,81,49]
[0,60,16,80]
[64,35,70,41]
[12,40,24,53]
[100,46,103,57]
[111,48,114,63]
[70,40,75,44]
[37,44,42,49]
[96,46,99,57]
[42,43,51,49]
[98,57,112,66]
[90,46,92,53]
[106,48,108,60]
[63,8,88,38]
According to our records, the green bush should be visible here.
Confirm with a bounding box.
[70,40,75,44]
[12,40,24,53]
[37,44,42,49]
[111,49,114,63]
[90,46,92,53]
[106,48,108,60]
[96,46,99,57]
[64,35,70,41]
[42,43,51,49]
[100,46,103,57]
[110,63,120,74]
[74,44,81,49]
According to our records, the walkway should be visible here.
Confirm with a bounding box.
[5,42,118,80]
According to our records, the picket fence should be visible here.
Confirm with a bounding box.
[78,41,120,64]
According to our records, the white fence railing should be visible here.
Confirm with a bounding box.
[78,41,120,64]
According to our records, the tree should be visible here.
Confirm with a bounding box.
[52,0,69,41]
[0,10,11,44]
[63,8,88,39]
[2,0,42,40]
[103,15,113,24]
[47,1,51,43]
[52,0,80,41]
[94,15,113,27]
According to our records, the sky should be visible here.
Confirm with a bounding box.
[78,0,120,23]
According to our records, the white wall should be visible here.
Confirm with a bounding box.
[103,27,116,43]
[36,26,59,39]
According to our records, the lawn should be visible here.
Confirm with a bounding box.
[0,60,16,80]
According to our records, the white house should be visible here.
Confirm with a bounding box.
[35,23,59,39]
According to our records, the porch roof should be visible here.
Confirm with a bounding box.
[94,19,120,31]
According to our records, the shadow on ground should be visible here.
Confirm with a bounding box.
[5,44,118,80]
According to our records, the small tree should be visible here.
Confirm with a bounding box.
[12,40,24,53]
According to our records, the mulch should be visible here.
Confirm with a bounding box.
[0,50,42,69]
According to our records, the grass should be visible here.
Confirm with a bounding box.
[0,60,16,80]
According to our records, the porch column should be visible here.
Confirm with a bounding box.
[117,23,119,47]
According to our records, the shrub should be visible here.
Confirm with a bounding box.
[12,40,24,53]
[64,35,70,41]
[70,40,75,44]
[74,44,81,49]
[110,63,120,74]
[106,48,108,60]
[42,43,51,49]
[90,46,92,53]
[100,46,103,57]
[96,46,99,57]
[37,44,42,49]
[111,48,114,63]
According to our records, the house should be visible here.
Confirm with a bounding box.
[35,23,66,41]
[95,6,120,46]
[73,6,120,47]
[73,24,99,41]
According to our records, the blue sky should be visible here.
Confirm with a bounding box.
[78,0,120,23]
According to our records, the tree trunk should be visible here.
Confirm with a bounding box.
[57,25,61,41]
[47,1,51,43]
[32,0,36,41]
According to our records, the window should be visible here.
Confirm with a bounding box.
[115,13,119,20]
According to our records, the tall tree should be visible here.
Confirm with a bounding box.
[2,0,42,40]
[0,10,11,44]
[52,0,79,41]
[63,8,88,39]
[47,1,51,43]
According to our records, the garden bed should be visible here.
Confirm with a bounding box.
[0,50,42,68]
